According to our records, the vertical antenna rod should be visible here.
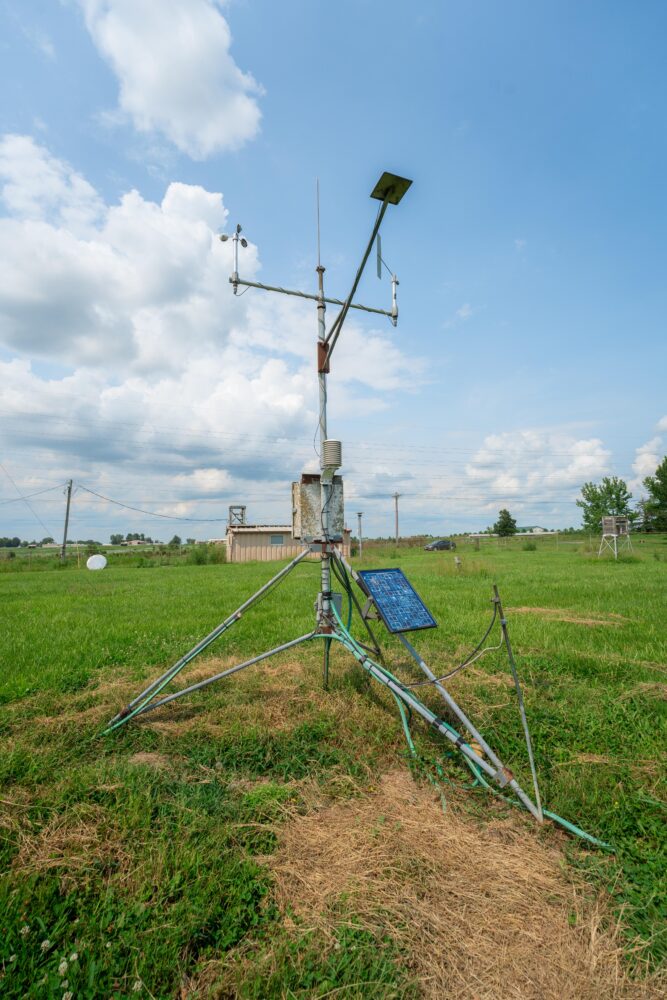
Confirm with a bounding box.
[393,492,400,546]
[316,177,321,268]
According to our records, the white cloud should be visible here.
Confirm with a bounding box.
[630,436,662,492]
[0,136,424,538]
[657,415,667,432]
[78,0,262,158]
[456,303,472,320]
[0,134,104,234]
[465,429,611,510]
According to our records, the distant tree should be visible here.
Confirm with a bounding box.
[0,536,21,547]
[642,455,667,531]
[493,509,517,537]
[576,476,635,532]
[186,537,196,545]
[110,533,123,545]
[168,534,182,547]
[41,536,54,544]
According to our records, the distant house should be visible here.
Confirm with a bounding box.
[223,524,351,564]
[516,526,548,534]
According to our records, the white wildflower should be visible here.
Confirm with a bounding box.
[58,959,69,977]
[69,952,78,962]
[9,954,16,963]
[63,992,74,1000]
[105,941,111,949]
[132,979,143,992]
[61,980,69,989]
[20,924,30,937]
[40,939,52,952]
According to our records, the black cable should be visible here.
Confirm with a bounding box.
[405,604,499,687]
[0,463,57,537]
[331,554,354,625]
[0,483,65,506]
[76,484,229,522]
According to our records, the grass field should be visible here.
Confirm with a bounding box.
[1,537,666,997]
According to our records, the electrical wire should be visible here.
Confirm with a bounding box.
[76,484,229,522]
[0,462,57,537]
[0,483,65,506]
[405,604,499,687]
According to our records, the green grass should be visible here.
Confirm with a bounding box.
[0,537,665,995]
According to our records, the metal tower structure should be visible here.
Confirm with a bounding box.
[105,172,545,825]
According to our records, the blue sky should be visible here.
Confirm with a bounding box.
[0,0,665,542]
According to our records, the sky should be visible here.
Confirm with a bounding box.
[0,0,665,543]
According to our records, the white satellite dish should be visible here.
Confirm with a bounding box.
[87,554,107,571]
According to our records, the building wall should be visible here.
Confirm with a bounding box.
[227,528,351,563]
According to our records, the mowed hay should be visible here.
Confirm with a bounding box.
[507,606,628,627]
[269,771,665,999]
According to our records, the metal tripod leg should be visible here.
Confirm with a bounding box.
[397,632,542,821]
[124,632,316,719]
[326,628,516,788]
[493,586,543,820]
[108,548,310,726]
[323,637,331,689]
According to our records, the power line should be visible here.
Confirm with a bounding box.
[75,484,229,523]
[0,483,67,506]
[0,463,58,537]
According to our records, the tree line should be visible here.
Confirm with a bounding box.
[488,455,667,537]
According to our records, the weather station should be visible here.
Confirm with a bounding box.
[105,172,610,847]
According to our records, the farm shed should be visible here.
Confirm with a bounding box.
[225,524,351,563]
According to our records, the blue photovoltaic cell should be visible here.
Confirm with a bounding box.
[358,568,437,634]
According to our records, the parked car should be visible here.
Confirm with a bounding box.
[424,539,456,551]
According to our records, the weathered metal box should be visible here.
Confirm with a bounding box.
[292,473,344,541]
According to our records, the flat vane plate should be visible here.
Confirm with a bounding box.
[370,172,413,205]
[358,568,437,633]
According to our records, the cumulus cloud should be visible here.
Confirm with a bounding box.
[0,134,104,234]
[464,429,612,511]
[629,431,664,493]
[78,0,262,158]
[0,136,423,537]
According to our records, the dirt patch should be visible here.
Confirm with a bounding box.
[508,606,628,627]
[265,770,663,999]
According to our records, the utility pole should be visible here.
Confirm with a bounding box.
[357,511,363,561]
[393,492,400,546]
[61,479,72,560]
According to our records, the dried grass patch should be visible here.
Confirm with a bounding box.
[619,682,667,702]
[128,751,173,770]
[12,804,128,890]
[508,606,628,627]
[267,770,664,999]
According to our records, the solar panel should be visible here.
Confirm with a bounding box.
[358,568,437,634]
